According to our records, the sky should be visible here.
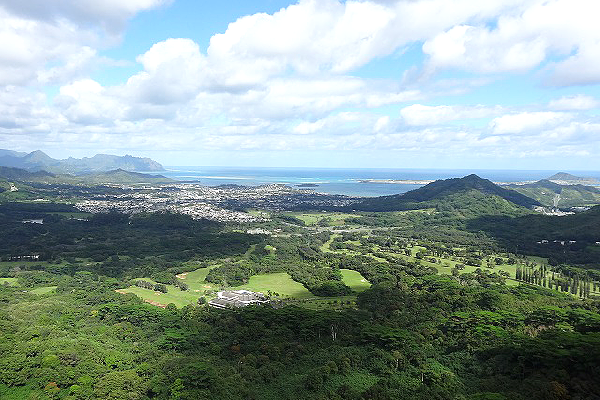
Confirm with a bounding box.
[1,0,600,170]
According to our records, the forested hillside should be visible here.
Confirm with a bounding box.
[1,183,599,399]
[353,175,540,212]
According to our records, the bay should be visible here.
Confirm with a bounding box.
[159,166,600,197]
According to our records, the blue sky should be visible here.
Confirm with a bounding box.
[1,0,599,169]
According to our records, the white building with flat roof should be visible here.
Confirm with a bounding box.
[208,290,268,309]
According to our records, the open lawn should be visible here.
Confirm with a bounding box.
[118,286,202,308]
[236,272,314,298]
[320,233,339,252]
[29,286,57,295]
[322,234,387,262]
[0,277,18,286]
[120,269,316,307]
[287,212,357,226]
[340,269,371,292]
[118,265,219,308]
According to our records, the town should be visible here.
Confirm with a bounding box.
[75,182,358,222]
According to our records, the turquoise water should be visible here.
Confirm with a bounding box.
[159,166,600,197]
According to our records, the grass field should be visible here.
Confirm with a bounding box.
[340,269,371,292]
[235,272,314,298]
[118,265,220,308]
[29,286,57,295]
[119,286,202,308]
[287,212,357,226]
[0,277,18,286]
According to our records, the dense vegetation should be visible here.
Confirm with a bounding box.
[505,179,600,208]
[352,175,540,212]
[1,270,599,399]
[2,175,600,399]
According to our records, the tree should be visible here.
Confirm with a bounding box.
[154,283,167,293]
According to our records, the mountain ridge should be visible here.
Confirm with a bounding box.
[0,165,172,185]
[504,179,600,208]
[352,174,541,212]
[0,149,164,174]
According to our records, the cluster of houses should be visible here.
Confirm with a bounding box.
[536,239,578,245]
[208,290,268,309]
[535,239,600,246]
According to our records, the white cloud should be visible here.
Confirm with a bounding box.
[401,104,503,126]
[422,0,600,82]
[3,0,600,167]
[490,112,573,135]
[548,95,599,111]
[55,79,123,125]
[0,0,169,33]
[374,116,390,132]
[126,38,207,105]
[423,24,548,74]
[0,1,166,87]
[549,41,600,86]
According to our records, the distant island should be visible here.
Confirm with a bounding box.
[295,183,319,188]
[0,148,164,174]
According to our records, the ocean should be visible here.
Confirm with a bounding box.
[160,166,600,198]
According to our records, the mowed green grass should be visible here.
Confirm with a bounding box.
[118,265,219,308]
[341,269,371,292]
[236,273,314,298]
[29,286,58,295]
[0,277,18,286]
[119,286,202,308]
[120,268,315,306]
[287,212,357,226]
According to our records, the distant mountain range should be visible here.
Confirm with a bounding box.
[0,149,164,174]
[352,174,540,213]
[0,166,172,185]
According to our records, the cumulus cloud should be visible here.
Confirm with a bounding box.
[0,0,169,33]
[0,0,166,87]
[422,0,600,83]
[2,0,600,166]
[401,104,503,126]
[126,38,207,105]
[548,95,599,111]
[490,112,573,135]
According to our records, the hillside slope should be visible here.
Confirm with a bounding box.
[505,179,600,208]
[353,174,540,213]
[0,166,172,185]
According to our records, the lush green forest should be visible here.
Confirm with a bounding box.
[1,268,599,399]
[1,175,600,399]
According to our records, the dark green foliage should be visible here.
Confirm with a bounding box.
[311,281,352,296]
[506,179,600,207]
[353,174,540,212]
[467,205,600,265]
[1,267,600,399]
[0,210,263,277]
